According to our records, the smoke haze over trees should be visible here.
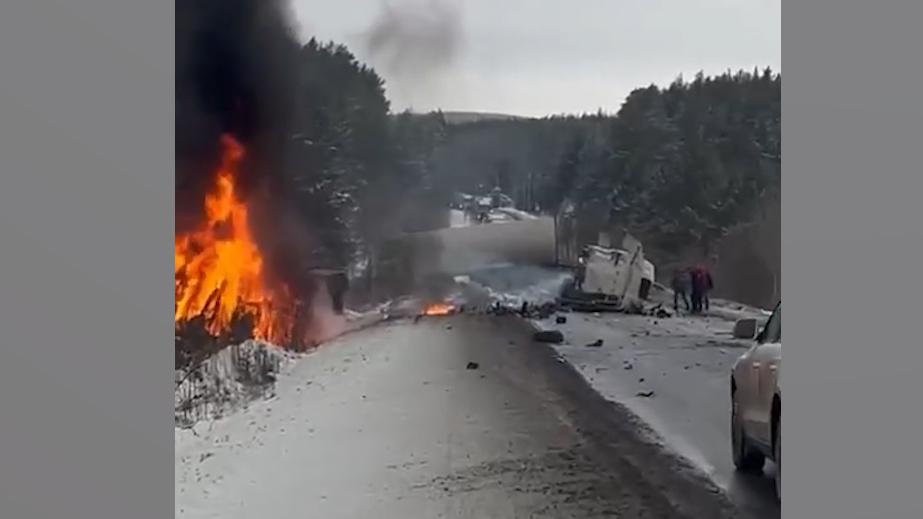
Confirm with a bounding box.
[176,1,447,281]
[176,0,778,307]
[426,70,781,306]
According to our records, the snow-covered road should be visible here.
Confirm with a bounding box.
[418,259,778,515]
[530,305,780,517]
[175,203,778,517]
[176,315,747,519]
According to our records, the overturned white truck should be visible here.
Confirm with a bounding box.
[562,234,656,311]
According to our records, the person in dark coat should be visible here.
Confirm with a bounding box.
[575,248,589,291]
[326,271,348,315]
[689,266,705,313]
[701,267,714,311]
[671,268,691,312]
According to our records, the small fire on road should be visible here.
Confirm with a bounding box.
[422,303,455,317]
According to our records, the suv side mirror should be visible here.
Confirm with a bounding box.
[733,318,758,340]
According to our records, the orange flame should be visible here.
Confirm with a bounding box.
[175,134,296,345]
[422,303,455,316]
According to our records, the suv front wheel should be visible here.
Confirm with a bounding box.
[774,418,781,501]
[732,388,765,472]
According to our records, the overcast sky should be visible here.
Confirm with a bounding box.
[290,0,781,117]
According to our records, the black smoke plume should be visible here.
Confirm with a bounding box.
[362,0,462,109]
[176,0,322,311]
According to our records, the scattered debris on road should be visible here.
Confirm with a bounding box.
[624,301,646,315]
[466,362,480,370]
[533,330,565,344]
[636,390,655,398]
[556,315,568,324]
[586,339,604,348]
[485,301,559,320]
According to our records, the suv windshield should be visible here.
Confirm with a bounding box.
[761,303,781,343]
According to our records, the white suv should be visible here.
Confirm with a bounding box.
[730,301,781,501]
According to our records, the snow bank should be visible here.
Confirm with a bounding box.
[174,306,390,428]
[175,340,298,428]
[492,207,538,221]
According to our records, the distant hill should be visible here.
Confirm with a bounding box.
[392,110,529,125]
[440,111,529,124]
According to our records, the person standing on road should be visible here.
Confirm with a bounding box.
[689,266,704,313]
[575,248,589,291]
[701,266,714,312]
[327,271,348,315]
[671,268,691,312]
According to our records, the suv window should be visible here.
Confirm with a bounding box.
[761,303,781,343]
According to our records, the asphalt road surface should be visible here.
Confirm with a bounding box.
[451,262,779,517]
[176,314,758,519]
[534,310,780,518]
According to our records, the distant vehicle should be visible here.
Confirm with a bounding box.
[450,193,474,210]
[472,197,493,223]
[730,302,781,501]
[486,187,515,209]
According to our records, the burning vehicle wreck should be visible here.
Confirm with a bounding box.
[174,135,347,355]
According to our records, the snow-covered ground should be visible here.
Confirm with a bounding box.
[492,207,538,221]
[531,310,746,472]
[175,328,390,519]
[439,259,777,508]
[175,341,299,428]
[448,207,538,227]
[175,313,749,519]
[175,306,389,428]
[528,301,779,512]
[426,260,776,494]
[448,209,470,228]
[176,201,779,514]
